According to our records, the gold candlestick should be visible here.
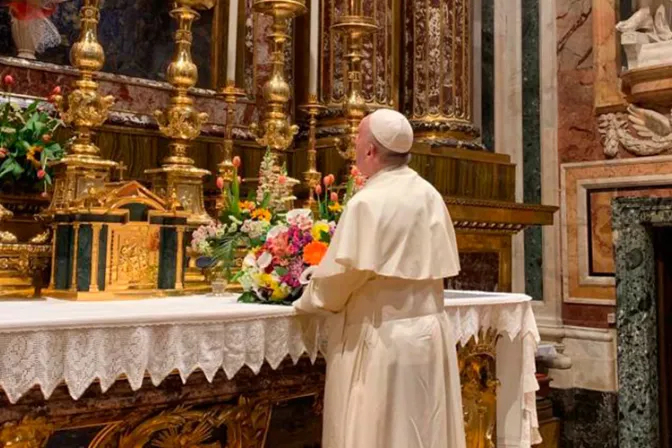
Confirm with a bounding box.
[216,82,245,212]
[332,9,377,169]
[249,0,307,153]
[45,0,118,215]
[299,97,325,211]
[145,0,214,225]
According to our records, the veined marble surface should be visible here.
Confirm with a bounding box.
[613,197,672,448]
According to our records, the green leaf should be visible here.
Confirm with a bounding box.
[11,162,24,176]
[238,291,256,303]
[274,266,288,276]
[320,230,331,243]
[0,159,15,179]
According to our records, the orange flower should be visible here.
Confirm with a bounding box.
[251,208,272,222]
[303,241,328,266]
[239,201,256,212]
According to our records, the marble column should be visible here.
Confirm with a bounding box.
[401,0,480,145]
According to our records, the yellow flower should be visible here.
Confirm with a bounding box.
[239,201,256,212]
[259,273,289,301]
[251,208,272,222]
[328,202,343,213]
[311,221,331,241]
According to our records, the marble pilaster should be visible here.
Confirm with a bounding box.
[535,0,563,327]
[593,0,626,113]
[494,0,524,293]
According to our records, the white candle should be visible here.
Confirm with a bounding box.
[226,0,239,84]
[308,0,319,97]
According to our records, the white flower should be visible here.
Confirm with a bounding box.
[287,208,313,230]
[257,251,273,269]
[243,252,257,268]
[267,224,288,240]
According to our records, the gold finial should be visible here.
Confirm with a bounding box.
[299,99,325,211]
[215,83,246,213]
[250,0,307,153]
[53,0,115,161]
[332,8,378,169]
[145,0,213,225]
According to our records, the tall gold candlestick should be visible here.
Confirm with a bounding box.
[332,5,377,170]
[299,97,325,211]
[250,0,307,153]
[145,0,214,225]
[45,0,118,215]
[216,82,245,212]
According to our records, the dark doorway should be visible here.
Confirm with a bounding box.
[654,227,672,448]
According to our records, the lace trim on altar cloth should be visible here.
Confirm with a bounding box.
[0,300,540,446]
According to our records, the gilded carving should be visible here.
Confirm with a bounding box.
[458,328,500,448]
[109,225,161,290]
[0,417,53,448]
[90,396,272,448]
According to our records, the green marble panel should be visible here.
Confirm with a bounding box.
[54,225,73,290]
[77,225,92,292]
[98,225,108,292]
[159,228,177,289]
[522,0,543,300]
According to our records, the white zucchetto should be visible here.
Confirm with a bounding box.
[369,109,414,154]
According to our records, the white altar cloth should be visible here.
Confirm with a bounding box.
[0,290,540,448]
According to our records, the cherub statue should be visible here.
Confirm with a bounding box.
[7,0,66,60]
[617,0,672,41]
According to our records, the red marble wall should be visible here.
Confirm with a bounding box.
[557,0,612,327]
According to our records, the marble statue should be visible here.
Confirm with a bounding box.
[617,0,672,69]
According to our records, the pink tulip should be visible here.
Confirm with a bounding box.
[232,156,241,168]
[315,184,322,195]
[330,191,338,202]
[37,169,46,179]
[3,75,14,86]
[216,177,224,189]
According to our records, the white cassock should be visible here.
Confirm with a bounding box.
[294,165,466,448]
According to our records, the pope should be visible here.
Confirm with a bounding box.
[293,109,466,448]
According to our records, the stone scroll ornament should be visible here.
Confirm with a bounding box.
[7,0,67,60]
[598,105,672,157]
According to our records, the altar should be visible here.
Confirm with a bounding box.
[0,291,540,448]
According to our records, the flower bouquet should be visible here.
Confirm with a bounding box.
[0,76,64,195]
[191,150,298,284]
[235,167,366,305]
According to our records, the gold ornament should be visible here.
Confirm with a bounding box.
[249,0,307,152]
[145,0,213,226]
[0,417,53,448]
[44,0,117,216]
[332,6,378,168]
[458,328,501,448]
